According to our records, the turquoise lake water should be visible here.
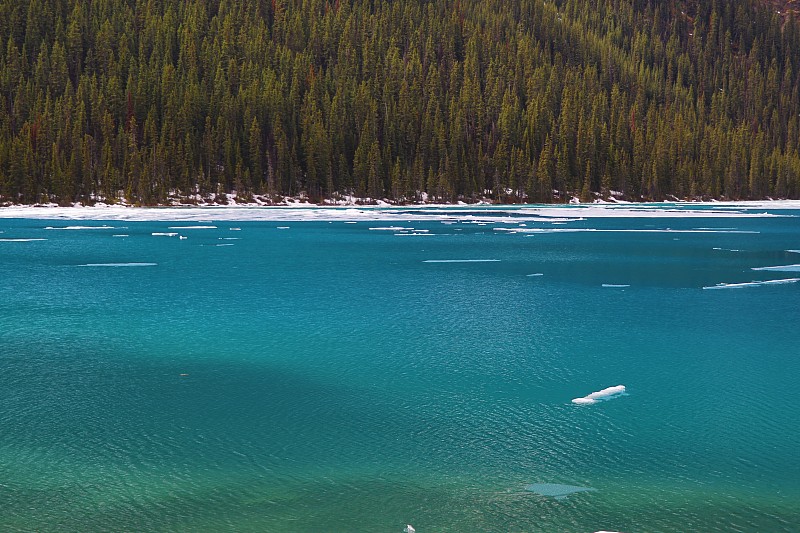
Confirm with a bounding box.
[1,205,799,532]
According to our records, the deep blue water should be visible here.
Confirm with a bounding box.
[1,206,799,532]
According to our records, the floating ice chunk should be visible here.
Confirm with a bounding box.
[525,483,597,500]
[404,525,415,533]
[230,227,241,231]
[751,263,800,272]
[527,273,544,277]
[602,284,630,288]
[216,243,234,247]
[369,226,414,231]
[152,232,179,237]
[703,278,800,289]
[45,225,116,230]
[514,228,758,234]
[787,250,800,254]
[277,226,290,229]
[572,397,599,405]
[395,233,436,236]
[0,238,47,242]
[112,234,128,237]
[423,259,500,263]
[572,385,626,405]
[167,225,217,229]
[78,263,157,267]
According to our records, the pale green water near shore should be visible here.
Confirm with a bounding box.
[1,205,799,531]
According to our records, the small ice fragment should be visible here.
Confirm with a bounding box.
[423,259,500,263]
[152,232,178,237]
[703,278,800,289]
[167,225,217,229]
[179,235,187,240]
[230,227,241,231]
[78,263,157,267]
[277,226,290,230]
[601,284,630,288]
[403,525,415,533]
[571,397,598,405]
[45,225,115,230]
[526,273,544,277]
[751,263,800,272]
[0,238,47,242]
[572,385,626,405]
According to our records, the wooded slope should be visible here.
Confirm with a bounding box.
[1,0,799,204]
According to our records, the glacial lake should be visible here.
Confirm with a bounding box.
[1,203,799,532]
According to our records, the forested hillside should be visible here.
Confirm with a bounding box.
[1,0,800,205]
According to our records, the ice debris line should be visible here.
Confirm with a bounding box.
[572,385,627,405]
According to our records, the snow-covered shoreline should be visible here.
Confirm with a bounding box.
[0,199,798,222]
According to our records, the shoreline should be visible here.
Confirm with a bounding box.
[1,199,799,222]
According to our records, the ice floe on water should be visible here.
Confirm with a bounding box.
[510,228,758,234]
[0,238,47,242]
[572,385,627,405]
[368,226,414,231]
[787,250,800,254]
[703,278,800,289]
[152,232,179,237]
[45,225,117,230]
[525,483,597,500]
[712,247,741,252]
[423,259,500,263]
[77,263,157,267]
[112,234,128,237]
[526,273,544,277]
[2,201,798,223]
[752,264,800,272]
[602,284,630,288]
[167,225,217,229]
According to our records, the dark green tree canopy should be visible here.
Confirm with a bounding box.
[0,0,799,205]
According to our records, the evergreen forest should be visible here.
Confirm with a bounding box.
[2,0,800,205]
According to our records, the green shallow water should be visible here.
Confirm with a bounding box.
[1,205,799,532]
